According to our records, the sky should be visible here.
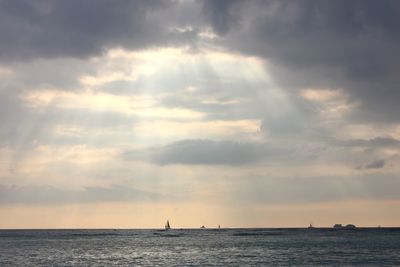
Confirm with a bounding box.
[1,0,400,228]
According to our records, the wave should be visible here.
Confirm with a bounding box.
[232,231,284,237]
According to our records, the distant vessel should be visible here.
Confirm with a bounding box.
[333,224,357,230]
[345,224,357,229]
[200,225,206,229]
[333,224,343,229]
[308,223,315,229]
[165,220,171,231]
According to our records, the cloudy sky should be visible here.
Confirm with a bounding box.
[1,0,400,228]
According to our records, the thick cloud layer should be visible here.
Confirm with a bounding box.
[2,0,400,122]
[202,0,400,122]
[0,0,193,61]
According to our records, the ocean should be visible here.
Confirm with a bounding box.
[1,228,399,266]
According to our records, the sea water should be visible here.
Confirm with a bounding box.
[1,228,399,266]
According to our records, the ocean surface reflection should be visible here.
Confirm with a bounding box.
[1,228,400,266]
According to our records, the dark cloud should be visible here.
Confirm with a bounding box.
[2,0,400,124]
[0,0,194,61]
[202,0,400,123]
[203,0,400,74]
[357,159,386,170]
[365,160,386,169]
[0,184,162,204]
[124,139,294,166]
[201,0,243,35]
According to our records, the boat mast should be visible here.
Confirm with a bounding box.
[165,220,171,230]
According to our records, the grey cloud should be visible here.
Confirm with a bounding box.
[203,0,400,73]
[337,137,400,148]
[261,115,305,136]
[260,99,317,137]
[0,0,194,61]
[358,159,386,170]
[202,0,400,123]
[124,136,397,168]
[124,139,294,166]
[2,0,400,125]
[0,184,163,204]
[365,160,386,169]
[201,0,243,35]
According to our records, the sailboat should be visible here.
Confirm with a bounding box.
[165,220,171,231]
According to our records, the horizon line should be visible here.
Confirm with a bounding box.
[0,226,398,230]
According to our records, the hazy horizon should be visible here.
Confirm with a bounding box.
[1,0,400,229]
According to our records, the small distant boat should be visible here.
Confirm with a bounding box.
[165,220,171,231]
[200,225,206,229]
[333,224,343,229]
[345,224,357,229]
[333,223,357,230]
[308,223,315,229]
